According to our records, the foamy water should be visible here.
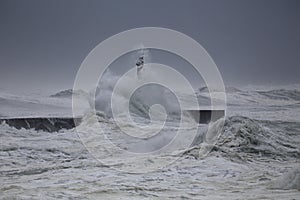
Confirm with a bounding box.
[0,86,299,199]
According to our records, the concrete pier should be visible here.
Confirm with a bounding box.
[0,117,80,132]
[0,110,225,132]
[186,110,225,124]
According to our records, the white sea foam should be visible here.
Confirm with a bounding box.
[0,77,299,198]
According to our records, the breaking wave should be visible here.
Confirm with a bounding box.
[257,89,300,101]
[92,67,184,122]
[190,116,300,161]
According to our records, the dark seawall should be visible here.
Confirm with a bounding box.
[186,110,225,124]
[0,118,81,132]
[0,110,224,132]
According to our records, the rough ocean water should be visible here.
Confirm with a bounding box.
[0,84,299,199]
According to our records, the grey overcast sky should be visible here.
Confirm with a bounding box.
[0,0,299,93]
